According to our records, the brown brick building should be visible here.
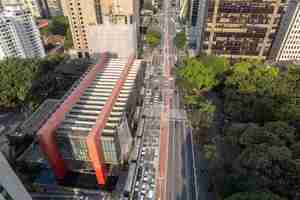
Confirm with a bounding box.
[202,0,287,60]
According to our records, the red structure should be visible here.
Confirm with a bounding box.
[37,53,108,181]
[37,19,49,29]
[86,54,135,185]
[37,53,137,186]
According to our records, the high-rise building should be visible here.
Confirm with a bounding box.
[2,0,44,18]
[0,152,33,200]
[196,0,287,59]
[0,5,45,59]
[269,0,300,62]
[45,0,63,17]
[22,0,43,18]
[61,0,139,58]
[188,0,207,55]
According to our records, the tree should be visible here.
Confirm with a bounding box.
[145,30,161,47]
[291,142,300,159]
[203,144,217,160]
[235,144,300,198]
[222,175,258,198]
[0,58,39,108]
[174,31,186,49]
[263,121,296,146]
[0,55,66,109]
[177,56,229,94]
[40,27,50,36]
[224,62,300,123]
[64,28,73,50]
[225,191,286,200]
[223,62,285,123]
[200,55,230,76]
[239,125,283,147]
[225,61,279,95]
[49,16,69,36]
[177,58,219,93]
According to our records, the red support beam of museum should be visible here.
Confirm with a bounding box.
[86,54,135,186]
[37,53,108,180]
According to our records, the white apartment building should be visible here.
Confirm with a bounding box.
[1,0,44,18]
[269,0,300,62]
[0,5,45,59]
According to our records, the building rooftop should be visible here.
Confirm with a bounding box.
[17,99,60,136]
[56,58,141,138]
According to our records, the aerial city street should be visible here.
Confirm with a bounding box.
[1,0,300,199]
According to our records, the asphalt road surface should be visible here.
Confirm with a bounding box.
[161,0,197,199]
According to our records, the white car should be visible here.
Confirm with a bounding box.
[143,176,149,182]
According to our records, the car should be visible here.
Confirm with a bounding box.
[143,176,149,182]
[135,181,140,187]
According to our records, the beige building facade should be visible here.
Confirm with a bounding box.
[61,0,139,58]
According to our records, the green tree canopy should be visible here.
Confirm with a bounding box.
[174,31,186,49]
[224,62,300,123]
[222,175,259,198]
[235,144,300,197]
[291,142,300,159]
[0,55,66,109]
[178,58,218,92]
[225,191,286,200]
[49,16,69,36]
[0,58,39,108]
[225,61,279,94]
[200,55,230,76]
[145,30,161,47]
[64,27,73,50]
[239,124,283,147]
[177,56,229,94]
[263,121,296,145]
